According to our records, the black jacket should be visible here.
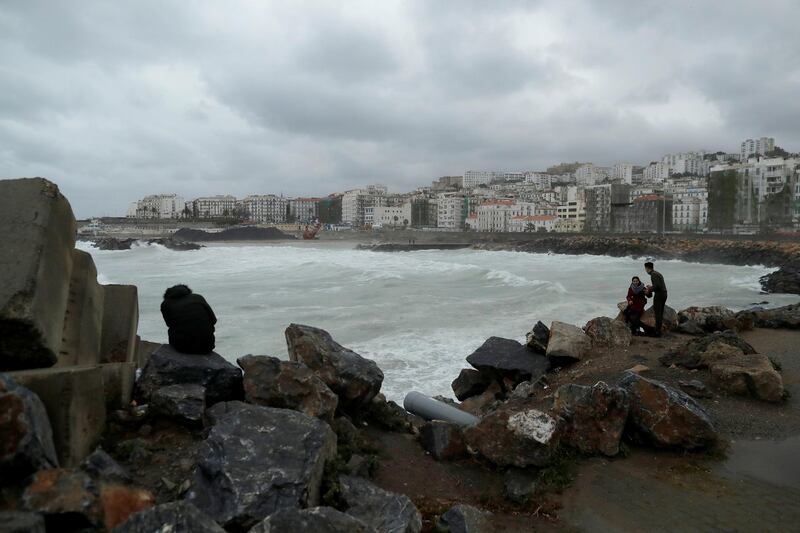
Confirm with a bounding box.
[160,289,217,354]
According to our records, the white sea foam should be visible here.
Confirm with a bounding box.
[81,241,795,401]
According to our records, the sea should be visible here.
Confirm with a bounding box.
[77,240,798,402]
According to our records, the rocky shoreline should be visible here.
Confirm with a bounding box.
[473,235,800,294]
[4,300,800,531]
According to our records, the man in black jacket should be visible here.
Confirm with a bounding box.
[160,284,217,354]
[644,262,668,337]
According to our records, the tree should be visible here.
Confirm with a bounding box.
[525,222,535,232]
[765,146,790,158]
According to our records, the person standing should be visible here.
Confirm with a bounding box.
[644,262,667,337]
[160,284,217,354]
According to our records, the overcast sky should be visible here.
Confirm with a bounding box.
[1,1,798,217]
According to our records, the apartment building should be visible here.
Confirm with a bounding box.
[289,197,320,223]
[191,195,237,218]
[240,194,287,223]
[127,194,185,219]
[509,214,557,232]
[741,137,776,161]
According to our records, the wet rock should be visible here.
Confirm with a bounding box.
[509,379,540,400]
[22,469,103,527]
[678,380,712,399]
[91,237,136,250]
[709,354,785,402]
[451,369,491,401]
[677,306,745,333]
[437,504,492,533]
[466,337,550,386]
[188,401,336,530]
[250,506,373,533]
[640,305,678,332]
[363,394,421,434]
[331,416,361,459]
[503,468,538,504]
[150,384,206,426]
[759,266,800,295]
[620,373,717,450]
[676,320,705,335]
[660,331,757,369]
[458,382,504,417]
[80,447,132,484]
[463,401,560,467]
[737,303,800,329]
[0,511,45,533]
[135,344,243,405]
[553,382,629,456]
[113,501,225,533]
[346,454,373,478]
[285,324,383,412]
[420,421,467,461]
[525,321,550,354]
[0,374,58,478]
[583,317,632,349]
[546,322,591,364]
[97,483,156,530]
[237,354,338,422]
[338,475,422,533]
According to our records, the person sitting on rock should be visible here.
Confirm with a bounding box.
[160,284,217,354]
[624,276,648,335]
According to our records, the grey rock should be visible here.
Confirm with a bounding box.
[188,401,337,530]
[451,369,491,401]
[285,324,383,412]
[0,511,45,533]
[660,331,757,369]
[0,373,59,478]
[552,382,629,457]
[237,354,338,422]
[22,468,103,527]
[250,506,374,533]
[678,380,712,399]
[546,322,592,365]
[150,384,206,425]
[420,421,467,461]
[466,337,550,386]
[620,372,717,449]
[346,454,373,478]
[113,501,225,533]
[525,321,550,354]
[80,447,132,484]
[583,317,631,349]
[338,475,422,533]
[503,468,537,504]
[135,344,243,405]
[437,504,492,533]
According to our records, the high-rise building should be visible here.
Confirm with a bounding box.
[740,137,776,161]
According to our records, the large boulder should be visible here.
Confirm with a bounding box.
[759,266,800,295]
[463,401,560,467]
[737,303,800,329]
[437,504,492,533]
[80,447,132,485]
[583,317,631,349]
[135,344,243,405]
[237,354,338,422]
[677,306,745,334]
[0,374,58,478]
[553,382,629,457]
[620,373,717,450]
[451,369,491,401]
[0,512,45,533]
[525,321,550,354]
[150,384,206,426]
[546,322,591,364]
[187,401,337,530]
[338,475,422,533]
[0,178,77,371]
[503,468,538,504]
[640,305,678,332]
[285,324,383,411]
[419,421,467,461]
[709,354,785,403]
[466,337,550,386]
[250,506,373,533]
[660,331,757,369]
[113,501,225,533]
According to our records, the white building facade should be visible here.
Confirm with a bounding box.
[128,194,185,219]
[241,195,288,223]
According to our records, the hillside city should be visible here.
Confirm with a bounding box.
[126,136,799,235]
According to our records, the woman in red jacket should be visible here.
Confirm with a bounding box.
[624,276,648,335]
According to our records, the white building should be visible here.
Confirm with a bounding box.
[476,200,516,232]
[241,195,288,223]
[372,204,412,227]
[612,163,633,184]
[509,214,557,232]
[341,185,387,227]
[463,171,500,188]
[672,198,707,231]
[643,162,670,183]
[192,195,237,218]
[436,193,467,229]
[741,137,775,161]
[662,152,711,176]
[575,164,599,186]
[524,172,552,189]
[289,197,319,223]
[128,194,185,219]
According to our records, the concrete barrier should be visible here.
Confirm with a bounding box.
[58,250,105,367]
[8,366,106,467]
[101,362,136,410]
[100,285,139,364]
[135,338,162,369]
[0,178,77,371]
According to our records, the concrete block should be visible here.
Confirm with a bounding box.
[58,250,105,367]
[8,366,106,467]
[135,337,162,369]
[100,285,139,364]
[0,178,77,371]
[101,362,136,410]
